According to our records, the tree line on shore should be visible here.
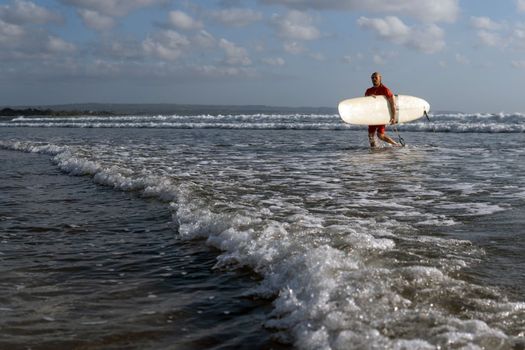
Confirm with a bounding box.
[0,108,113,117]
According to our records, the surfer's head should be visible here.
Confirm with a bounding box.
[371,72,381,87]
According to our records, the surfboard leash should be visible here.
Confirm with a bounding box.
[392,124,406,147]
[424,110,436,133]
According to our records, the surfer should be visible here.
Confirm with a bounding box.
[365,72,401,148]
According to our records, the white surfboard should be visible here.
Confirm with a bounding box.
[338,95,430,125]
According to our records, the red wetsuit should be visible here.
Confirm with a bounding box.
[365,84,394,134]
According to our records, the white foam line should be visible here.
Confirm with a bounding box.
[12,113,340,123]
[0,140,180,200]
[0,122,355,130]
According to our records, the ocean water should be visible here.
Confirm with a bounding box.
[0,112,524,349]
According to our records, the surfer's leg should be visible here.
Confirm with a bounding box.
[368,132,377,147]
[368,125,378,148]
[378,132,400,146]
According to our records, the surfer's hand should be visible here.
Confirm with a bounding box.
[390,111,398,124]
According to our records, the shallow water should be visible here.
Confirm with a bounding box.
[1,123,524,349]
[0,147,282,349]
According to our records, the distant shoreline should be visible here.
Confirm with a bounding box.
[0,107,114,117]
[0,103,338,118]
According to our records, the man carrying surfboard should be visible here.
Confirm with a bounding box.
[365,72,401,148]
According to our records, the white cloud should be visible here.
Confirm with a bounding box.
[512,60,525,68]
[518,0,525,12]
[262,57,285,66]
[469,16,507,48]
[357,16,409,44]
[270,10,324,60]
[514,26,525,40]
[373,54,386,65]
[260,0,459,23]
[59,0,161,17]
[140,28,252,70]
[309,52,325,61]
[168,11,203,31]
[0,18,75,61]
[191,64,257,79]
[47,36,76,53]
[0,18,24,44]
[88,59,122,76]
[455,53,470,65]
[142,30,190,61]
[219,38,251,65]
[358,16,445,54]
[60,0,161,30]
[283,41,305,54]
[343,52,365,65]
[98,38,145,60]
[468,17,525,49]
[193,30,216,48]
[476,30,503,47]
[272,10,321,41]
[512,25,525,50]
[470,16,502,31]
[0,0,62,24]
[210,8,262,27]
[78,9,115,30]
[342,55,352,64]
[409,24,446,53]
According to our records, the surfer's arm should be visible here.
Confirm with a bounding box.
[387,95,397,124]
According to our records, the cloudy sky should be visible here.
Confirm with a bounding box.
[1,0,525,112]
